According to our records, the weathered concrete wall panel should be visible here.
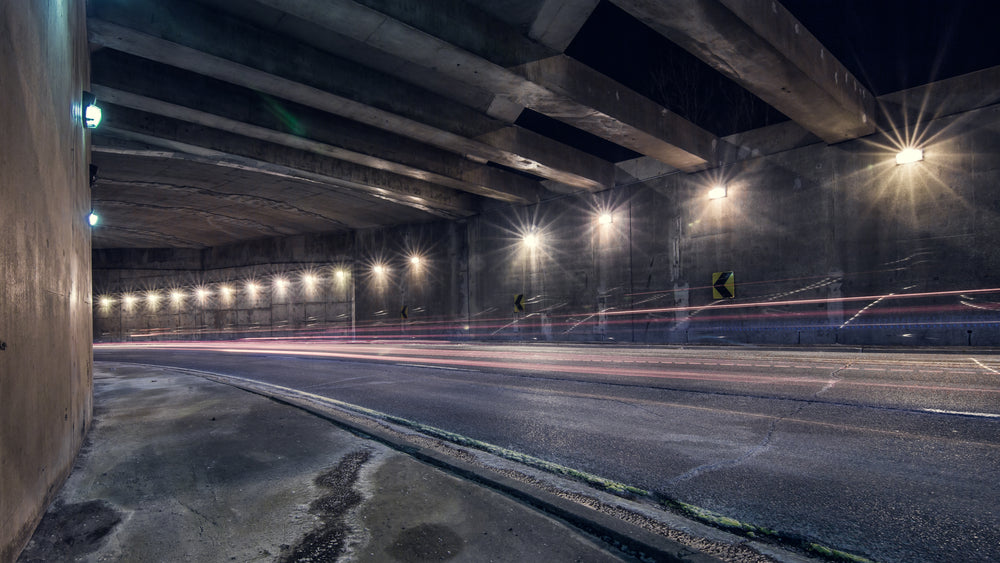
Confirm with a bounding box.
[1,2,93,560]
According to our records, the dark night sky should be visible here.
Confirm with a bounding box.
[528,0,1000,157]
[782,0,999,96]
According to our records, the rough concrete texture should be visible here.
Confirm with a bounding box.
[352,454,627,562]
[612,0,875,142]
[16,364,639,562]
[0,2,93,560]
[93,78,1000,347]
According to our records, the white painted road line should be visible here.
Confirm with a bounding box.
[922,408,1000,419]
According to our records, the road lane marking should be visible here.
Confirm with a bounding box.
[970,358,1000,375]
[396,363,480,372]
[922,408,1000,419]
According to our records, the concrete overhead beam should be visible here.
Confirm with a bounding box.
[86,3,610,190]
[91,76,541,204]
[611,0,877,143]
[527,0,601,51]
[514,55,716,171]
[98,104,478,218]
[462,0,598,51]
[95,129,462,223]
[253,0,715,170]
[89,50,543,204]
[92,137,408,230]
[89,154,354,228]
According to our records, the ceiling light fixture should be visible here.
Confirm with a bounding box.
[895,147,923,165]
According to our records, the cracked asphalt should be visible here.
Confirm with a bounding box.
[94,342,1000,562]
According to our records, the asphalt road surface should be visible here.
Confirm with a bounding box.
[95,341,1000,563]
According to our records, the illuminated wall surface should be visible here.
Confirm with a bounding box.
[1,3,93,560]
[93,93,1000,346]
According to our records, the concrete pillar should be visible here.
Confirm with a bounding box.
[0,1,93,560]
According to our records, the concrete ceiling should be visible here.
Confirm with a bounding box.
[87,0,881,249]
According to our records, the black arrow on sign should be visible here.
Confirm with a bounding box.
[713,272,733,299]
[400,305,408,319]
[514,294,524,313]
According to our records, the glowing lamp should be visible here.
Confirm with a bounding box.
[82,92,101,128]
[373,265,386,275]
[410,256,421,265]
[88,211,99,226]
[708,185,727,200]
[895,148,923,165]
[99,297,113,308]
[523,232,539,249]
[170,291,184,303]
[598,213,613,225]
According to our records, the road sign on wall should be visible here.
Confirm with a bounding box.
[514,294,524,313]
[713,271,735,299]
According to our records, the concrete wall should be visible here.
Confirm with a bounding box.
[93,90,1000,347]
[93,223,470,341]
[1,2,93,561]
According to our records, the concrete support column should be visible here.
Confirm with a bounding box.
[1,2,93,560]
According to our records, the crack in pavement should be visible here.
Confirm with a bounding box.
[664,362,854,486]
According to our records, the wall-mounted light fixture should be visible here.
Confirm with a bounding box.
[598,213,613,225]
[82,91,102,128]
[708,185,727,200]
[895,147,923,165]
[372,264,386,275]
[273,277,289,294]
[409,255,422,266]
[523,231,539,249]
[88,210,99,226]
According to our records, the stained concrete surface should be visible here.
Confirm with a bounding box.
[16,364,630,562]
[1,2,92,559]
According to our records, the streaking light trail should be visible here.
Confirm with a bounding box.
[96,341,1000,403]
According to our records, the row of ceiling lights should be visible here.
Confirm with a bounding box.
[95,260,427,308]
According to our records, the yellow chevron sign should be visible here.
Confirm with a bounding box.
[713,271,734,299]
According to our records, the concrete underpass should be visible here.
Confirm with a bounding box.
[3,1,1000,562]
